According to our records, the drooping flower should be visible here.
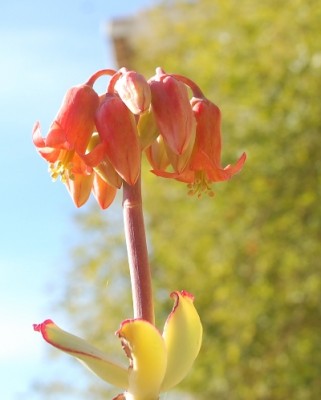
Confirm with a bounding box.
[32,71,124,208]
[114,68,151,115]
[149,68,196,156]
[34,291,202,400]
[33,82,99,177]
[33,122,117,208]
[32,78,100,207]
[149,73,246,196]
[184,96,246,196]
[94,93,141,186]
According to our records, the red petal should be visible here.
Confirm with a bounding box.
[149,73,196,155]
[32,122,45,148]
[82,142,108,168]
[224,152,247,175]
[95,95,141,185]
[92,174,117,209]
[56,85,99,153]
[151,168,194,183]
[32,122,61,162]
[45,121,70,149]
[65,173,94,207]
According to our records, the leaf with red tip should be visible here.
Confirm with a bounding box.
[161,291,203,391]
[116,319,167,400]
[33,320,128,389]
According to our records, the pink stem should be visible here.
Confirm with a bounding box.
[171,73,205,98]
[122,176,155,324]
[86,69,117,87]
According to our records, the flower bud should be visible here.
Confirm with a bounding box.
[115,69,151,115]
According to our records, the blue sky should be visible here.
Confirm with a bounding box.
[0,1,155,398]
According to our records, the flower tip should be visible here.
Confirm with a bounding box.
[227,151,247,175]
[179,290,195,301]
[239,152,247,169]
[33,323,41,332]
[115,318,134,337]
[170,290,195,302]
[115,69,151,115]
[32,121,40,133]
[33,319,53,333]
[168,290,195,317]
[32,121,43,146]
[155,66,166,76]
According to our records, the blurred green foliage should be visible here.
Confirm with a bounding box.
[132,1,321,399]
[38,1,321,399]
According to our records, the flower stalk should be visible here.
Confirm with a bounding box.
[122,175,154,324]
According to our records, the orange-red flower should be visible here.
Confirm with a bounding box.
[48,84,99,153]
[185,97,246,195]
[33,122,117,208]
[94,93,141,185]
[114,67,151,115]
[33,81,98,175]
[148,91,246,195]
[32,77,121,208]
[149,68,196,155]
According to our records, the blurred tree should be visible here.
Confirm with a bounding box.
[132,1,321,399]
[34,0,321,399]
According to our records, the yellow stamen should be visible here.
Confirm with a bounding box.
[187,171,214,198]
[49,150,75,183]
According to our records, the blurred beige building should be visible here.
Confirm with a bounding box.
[108,17,136,69]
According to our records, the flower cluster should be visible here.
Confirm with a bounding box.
[33,67,245,208]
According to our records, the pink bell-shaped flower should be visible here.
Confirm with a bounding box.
[150,72,246,196]
[149,67,196,156]
[114,68,151,115]
[95,94,141,186]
